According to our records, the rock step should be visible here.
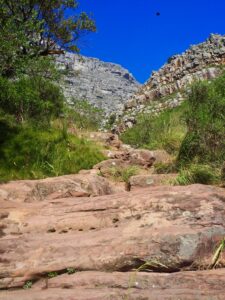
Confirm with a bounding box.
[0,173,122,202]
[2,269,225,300]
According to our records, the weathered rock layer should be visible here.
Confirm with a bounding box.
[0,182,225,299]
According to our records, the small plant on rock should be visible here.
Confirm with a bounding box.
[109,166,139,183]
[210,238,225,269]
[67,267,76,275]
[23,281,33,289]
[47,271,58,278]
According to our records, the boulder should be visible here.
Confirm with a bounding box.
[128,149,156,168]
[129,174,178,189]
[0,173,118,202]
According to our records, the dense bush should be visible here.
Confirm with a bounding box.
[178,76,225,165]
[0,124,104,182]
[0,75,64,122]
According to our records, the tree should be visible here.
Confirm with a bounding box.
[0,0,96,76]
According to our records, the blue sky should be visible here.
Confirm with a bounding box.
[77,0,225,83]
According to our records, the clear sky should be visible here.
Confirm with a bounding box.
[76,0,225,83]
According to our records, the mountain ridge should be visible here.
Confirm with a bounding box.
[118,33,225,130]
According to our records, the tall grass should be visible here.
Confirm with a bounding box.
[121,102,187,155]
[173,164,220,186]
[178,76,225,165]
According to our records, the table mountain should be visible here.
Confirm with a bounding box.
[56,53,140,116]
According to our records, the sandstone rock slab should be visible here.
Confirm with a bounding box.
[0,173,118,203]
[0,184,225,292]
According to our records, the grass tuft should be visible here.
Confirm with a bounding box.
[173,164,220,185]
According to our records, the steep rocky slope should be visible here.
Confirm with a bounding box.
[56,53,140,115]
[120,33,225,129]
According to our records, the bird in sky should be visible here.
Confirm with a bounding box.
[156,12,161,16]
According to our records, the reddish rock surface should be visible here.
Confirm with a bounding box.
[0,182,225,299]
[96,149,173,172]
[129,174,178,189]
[2,270,225,300]
[0,173,119,202]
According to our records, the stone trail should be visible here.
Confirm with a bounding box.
[0,132,225,300]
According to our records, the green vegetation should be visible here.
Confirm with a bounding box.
[210,238,225,269]
[107,166,139,183]
[0,74,64,123]
[104,165,139,191]
[121,102,187,155]
[23,281,33,289]
[0,1,103,182]
[178,76,225,165]
[65,100,104,130]
[67,267,76,275]
[173,164,220,186]
[0,122,104,182]
[0,0,96,77]
[47,271,58,278]
[121,74,225,185]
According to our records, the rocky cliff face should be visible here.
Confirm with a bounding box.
[120,34,225,130]
[56,53,140,116]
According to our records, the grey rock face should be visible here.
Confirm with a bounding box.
[56,53,140,116]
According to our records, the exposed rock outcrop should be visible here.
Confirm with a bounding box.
[119,34,225,130]
[0,173,121,202]
[0,184,225,299]
[56,53,140,116]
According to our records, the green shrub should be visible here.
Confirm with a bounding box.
[0,124,105,181]
[23,281,33,289]
[107,166,139,183]
[67,267,76,275]
[65,100,104,130]
[121,102,187,155]
[178,76,225,164]
[0,75,64,123]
